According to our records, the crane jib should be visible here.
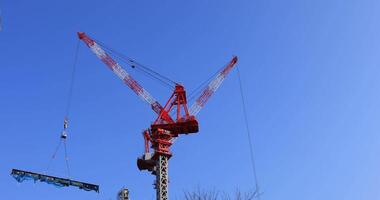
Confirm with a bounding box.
[77,32,171,119]
[77,32,240,200]
[189,56,238,116]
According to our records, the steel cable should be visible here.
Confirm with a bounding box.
[65,39,80,118]
[45,40,79,177]
[236,66,262,199]
[93,38,176,89]
[63,140,71,178]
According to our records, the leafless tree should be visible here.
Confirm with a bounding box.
[183,188,259,200]
[183,187,219,200]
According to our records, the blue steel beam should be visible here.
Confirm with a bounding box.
[11,169,99,193]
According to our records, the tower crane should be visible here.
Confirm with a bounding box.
[78,32,238,200]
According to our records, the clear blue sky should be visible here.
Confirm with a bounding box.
[1,0,380,199]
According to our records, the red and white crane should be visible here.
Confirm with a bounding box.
[78,32,238,200]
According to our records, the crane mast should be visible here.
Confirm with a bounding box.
[78,32,238,200]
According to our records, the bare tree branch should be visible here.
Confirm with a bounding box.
[183,188,259,200]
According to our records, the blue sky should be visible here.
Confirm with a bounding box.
[1,0,380,199]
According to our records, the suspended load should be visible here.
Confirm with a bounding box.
[11,169,99,193]
[10,39,99,194]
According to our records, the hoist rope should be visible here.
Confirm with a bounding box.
[46,139,62,172]
[107,48,175,89]
[65,39,80,118]
[122,57,175,90]
[187,61,227,103]
[101,44,175,89]
[63,140,71,177]
[0,8,3,32]
[236,66,262,199]
[45,39,79,178]
[0,0,3,32]
[93,39,176,89]
[168,60,230,118]
[168,64,224,117]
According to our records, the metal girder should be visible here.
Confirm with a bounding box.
[11,169,99,193]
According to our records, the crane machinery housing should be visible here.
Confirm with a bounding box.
[78,32,238,200]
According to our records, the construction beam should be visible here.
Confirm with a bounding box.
[11,169,99,193]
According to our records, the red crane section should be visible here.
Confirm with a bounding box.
[189,56,238,116]
[78,32,238,200]
[138,57,238,172]
[151,84,198,137]
[77,32,174,123]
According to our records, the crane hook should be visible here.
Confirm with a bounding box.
[61,117,68,139]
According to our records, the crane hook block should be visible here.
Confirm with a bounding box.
[63,119,68,130]
[61,131,67,139]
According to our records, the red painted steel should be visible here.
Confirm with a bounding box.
[78,32,238,192]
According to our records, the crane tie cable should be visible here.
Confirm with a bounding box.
[237,66,262,199]
[65,39,80,118]
[93,38,176,89]
[187,61,227,102]
[45,39,79,178]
